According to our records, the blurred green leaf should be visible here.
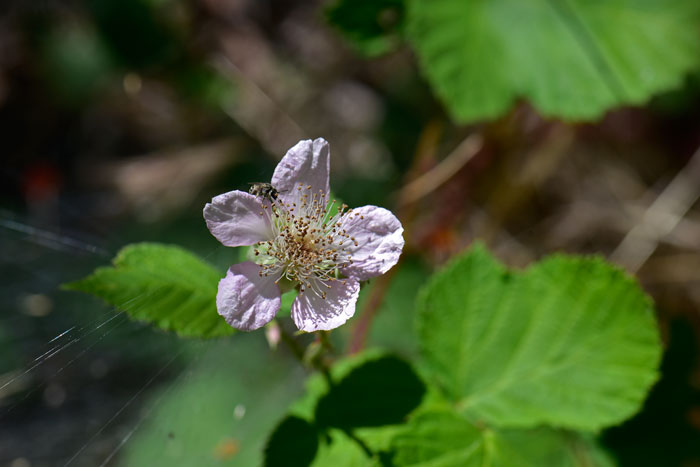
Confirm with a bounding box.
[278,290,298,318]
[417,244,661,431]
[264,416,319,467]
[325,0,405,57]
[176,64,236,109]
[315,355,426,429]
[406,0,700,123]
[365,255,430,357]
[64,243,233,338]
[121,336,306,466]
[391,411,615,466]
[41,25,113,103]
[88,0,176,69]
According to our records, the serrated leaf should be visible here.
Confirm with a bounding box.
[264,416,319,467]
[391,411,615,467]
[406,0,700,123]
[325,0,405,57]
[64,242,233,338]
[315,355,426,429]
[417,244,661,431]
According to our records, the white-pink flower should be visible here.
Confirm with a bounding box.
[204,138,404,332]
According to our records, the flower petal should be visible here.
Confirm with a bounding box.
[271,138,330,204]
[340,205,404,281]
[204,190,272,247]
[217,262,281,331]
[291,279,360,332]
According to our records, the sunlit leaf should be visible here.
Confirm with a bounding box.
[391,411,615,466]
[417,244,661,431]
[64,243,233,338]
[406,0,700,122]
[311,430,380,467]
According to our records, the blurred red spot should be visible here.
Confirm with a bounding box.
[23,162,61,203]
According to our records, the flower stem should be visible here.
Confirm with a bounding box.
[276,322,376,460]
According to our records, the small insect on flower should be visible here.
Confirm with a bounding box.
[248,182,279,201]
[204,138,404,333]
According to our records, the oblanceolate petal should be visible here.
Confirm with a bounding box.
[204,190,272,247]
[340,205,404,281]
[271,138,330,204]
[217,262,281,331]
[291,278,360,332]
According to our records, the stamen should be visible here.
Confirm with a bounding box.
[252,183,355,299]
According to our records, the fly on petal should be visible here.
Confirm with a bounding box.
[204,138,404,333]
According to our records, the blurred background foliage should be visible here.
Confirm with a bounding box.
[1,0,700,465]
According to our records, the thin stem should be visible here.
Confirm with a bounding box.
[276,320,332,383]
[318,330,334,354]
[276,320,305,362]
[341,428,374,459]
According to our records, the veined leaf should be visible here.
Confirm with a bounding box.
[391,411,614,467]
[417,244,661,431]
[406,0,700,123]
[64,243,233,338]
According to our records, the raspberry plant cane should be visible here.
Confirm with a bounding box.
[204,138,404,332]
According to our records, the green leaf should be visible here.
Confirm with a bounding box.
[391,411,615,467]
[311,430,381,467]
[315,355,426,429]
[278,290,298,318]
[264,416,319,467]
[120,335,306,466]
[417,244,661,431]
[269,353,418,467]
[41,25,113,104]
[325,0,405,57]
[64,243,233,338]
[406,0,700,123]
[365,256,430,357]
[287,350,392,421]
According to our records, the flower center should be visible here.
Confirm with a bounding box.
[253,183,359,299]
